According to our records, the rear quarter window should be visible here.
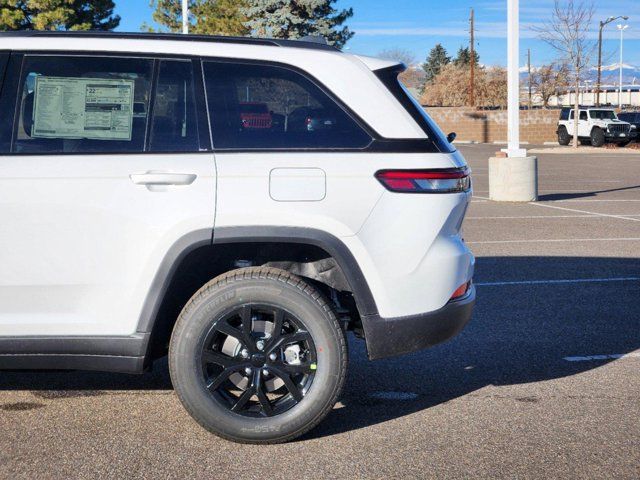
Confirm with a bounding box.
[203,60,372,150]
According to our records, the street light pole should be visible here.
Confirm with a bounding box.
[182,0,189,34]
[596,16,628,107]
[618,24,628,107]
[490,0,537,202]
[505,0,525,157]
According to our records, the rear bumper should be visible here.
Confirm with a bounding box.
[362,285,476,360]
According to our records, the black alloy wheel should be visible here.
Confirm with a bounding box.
[201,304,317,417]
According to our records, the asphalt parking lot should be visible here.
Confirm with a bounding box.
[1,144,639,479]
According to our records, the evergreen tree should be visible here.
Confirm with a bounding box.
[149,0,249,36]
[422,43,450,83]
[0,0,119,31]
[452,46,480,67]
[242,0,354,49]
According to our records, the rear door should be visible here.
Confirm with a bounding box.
[0,53,215,337]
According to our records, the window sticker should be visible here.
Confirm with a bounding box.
[32,76,135,141]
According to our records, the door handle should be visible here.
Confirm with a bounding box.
[130,172,197,187]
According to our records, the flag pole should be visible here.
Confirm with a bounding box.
[182,0,189,34]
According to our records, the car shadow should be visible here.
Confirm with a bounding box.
[538,184,640,201]
[308,255,640,439]
[0,256,638,439]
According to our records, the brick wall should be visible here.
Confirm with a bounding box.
[425,107,560,144]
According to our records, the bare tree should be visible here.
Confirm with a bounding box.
[421,63,507,108]
[377,48,416,67]
[535,0,596,148]
[377,48,425,91]
[531,63,571,108]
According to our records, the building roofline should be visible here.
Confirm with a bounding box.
[0,31,340,52]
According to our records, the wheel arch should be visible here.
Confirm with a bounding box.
[137,227,378,364]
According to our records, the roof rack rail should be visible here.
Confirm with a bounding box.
[0,30,340,52]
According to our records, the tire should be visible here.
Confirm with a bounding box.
[590,128,605,147]
[169,267,347,444]
[558,126,571,146]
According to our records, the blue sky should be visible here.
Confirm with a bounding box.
[116,0,640,69]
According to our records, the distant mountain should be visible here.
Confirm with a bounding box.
[518,64,640,86]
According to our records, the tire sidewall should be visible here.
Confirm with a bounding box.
[558,126,570,146]
[591,128,605,147]
[169,274,345,443]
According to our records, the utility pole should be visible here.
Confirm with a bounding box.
[469,8,475,108]
[182,0,189,34]
[527,48,532,109]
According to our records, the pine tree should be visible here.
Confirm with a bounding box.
[452,46,480,67]
[242,0,354,49]
[0,0,120,31]
[422,44,450,83]
[149,0,249,36]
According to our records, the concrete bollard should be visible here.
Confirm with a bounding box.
[488,156,538,202]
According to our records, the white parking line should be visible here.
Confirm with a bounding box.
[466,215,640,219]
[551,199,640,202]
[564,353,640,362]
[468,237,640,244]
[476,277,640,286]
[467,215,608,219]
[528,201,640,223]
[474,190,619,194]
[474,195,640,223]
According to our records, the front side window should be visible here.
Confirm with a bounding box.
[203,61,371,150]
[14,55,153,154]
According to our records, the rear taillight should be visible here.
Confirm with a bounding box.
[375,167,471,193]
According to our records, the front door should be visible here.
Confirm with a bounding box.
[578,110,590,137]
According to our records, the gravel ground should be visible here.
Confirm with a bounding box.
[1,143,639,479]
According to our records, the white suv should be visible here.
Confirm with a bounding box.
[557,107,633,147]
[0,32,475,443]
